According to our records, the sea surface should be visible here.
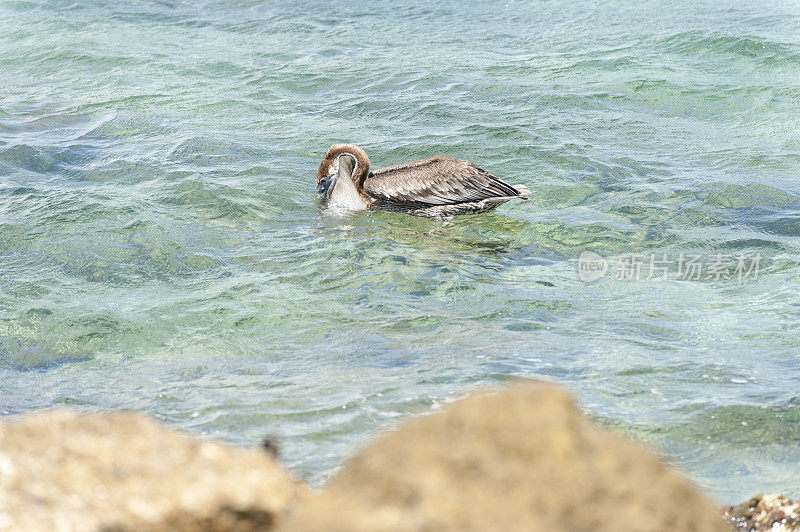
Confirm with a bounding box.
[2,0,799,503]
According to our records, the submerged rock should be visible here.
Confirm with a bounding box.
[0,410,303,531]
[281,380,728,532]
[725,494,800,531]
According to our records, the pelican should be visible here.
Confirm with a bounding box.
[316,144,530,220]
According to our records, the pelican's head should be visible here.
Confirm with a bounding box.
[316,144,371,209]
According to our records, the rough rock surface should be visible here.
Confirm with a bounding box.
[281,380,728,532]
[0,410,303,531]
[725,494,800,531]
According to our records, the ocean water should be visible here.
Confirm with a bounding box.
[2,0,799,503]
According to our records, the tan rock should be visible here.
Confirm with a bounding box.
[0,410,304,531]
[281,380,728,532]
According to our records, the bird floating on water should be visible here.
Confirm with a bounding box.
[316,144,530,220]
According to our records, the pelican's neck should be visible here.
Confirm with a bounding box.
[341,145,370,189]
[329,154,369,212]
[329,178,368,212]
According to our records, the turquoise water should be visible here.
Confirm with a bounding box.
[2,0,800,503]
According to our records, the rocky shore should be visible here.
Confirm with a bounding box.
[725,494,800,531]
[0,380,794,531]
[0,409,305,531]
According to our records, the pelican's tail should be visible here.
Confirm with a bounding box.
[513,184,530,199]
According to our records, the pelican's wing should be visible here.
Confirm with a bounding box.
[364,156,524,205]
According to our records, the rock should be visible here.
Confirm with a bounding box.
[281,380,728,532]
[725,494,800,531]
[0,410,304,531]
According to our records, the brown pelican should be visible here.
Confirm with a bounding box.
[316,144,530,220]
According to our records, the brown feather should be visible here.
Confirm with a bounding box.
[364,155,522,206]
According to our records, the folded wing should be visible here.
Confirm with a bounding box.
[364,156,524,205]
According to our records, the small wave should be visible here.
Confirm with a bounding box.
[0,342,93,372]
[658,30,800,66]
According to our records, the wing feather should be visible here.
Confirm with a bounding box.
[363,156,521,206]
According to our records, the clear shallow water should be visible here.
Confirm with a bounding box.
[1,0,800,503]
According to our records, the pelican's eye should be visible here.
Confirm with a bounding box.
[317,176,331,196]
